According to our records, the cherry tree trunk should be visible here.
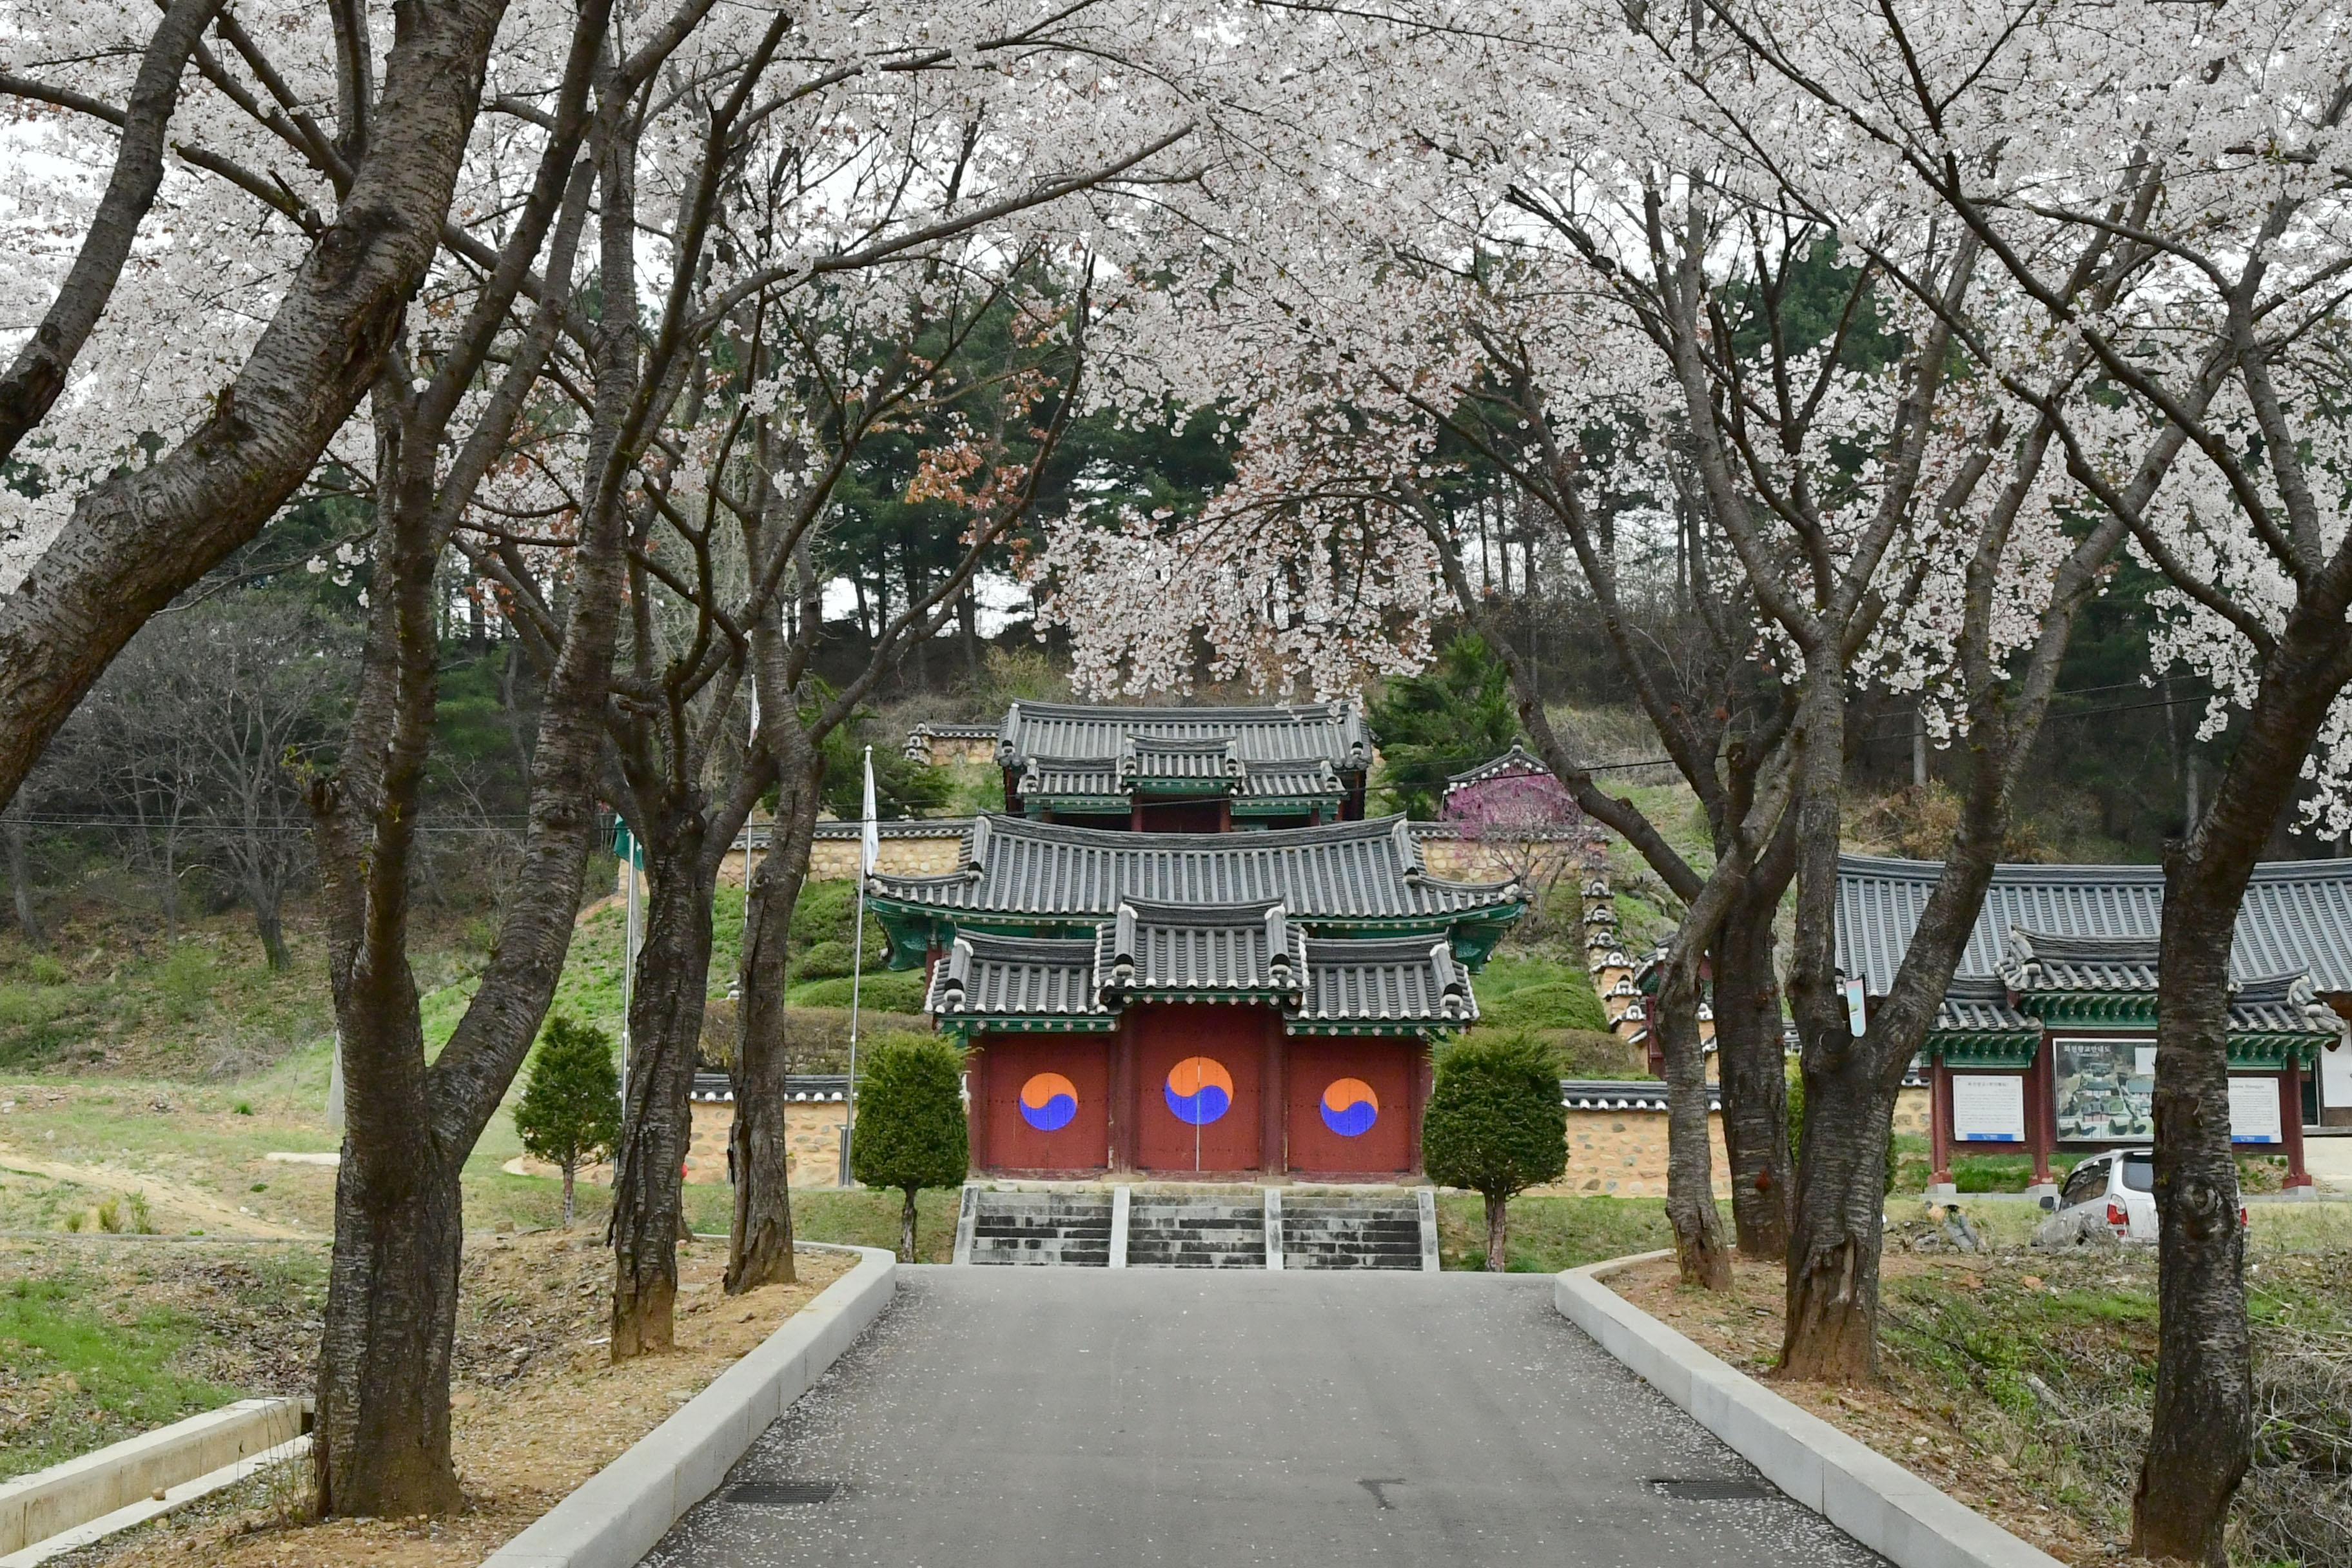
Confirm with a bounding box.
[609,823,714,1358]
[2132,613,2350,1564]
[314,974,465,1516]
[1779,1052,1896,1382]
[1655,975,1732,1289]
[1712,892,1791,1261]
[727,769,821,1293]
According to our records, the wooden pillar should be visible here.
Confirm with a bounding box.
[2282,1059,2313,1190]
[1408,1039,1434,1175]
[1261,1018,1286,1175]
[1130,799,1145,832]
[967,1037,991,1173]
[1928,1057,1954,1188]
[1109,1019,1137,1171]
[2026,1036,2055,1187]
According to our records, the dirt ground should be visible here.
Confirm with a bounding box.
[1613,1251,2118,1565]
[39,1233,850,1568]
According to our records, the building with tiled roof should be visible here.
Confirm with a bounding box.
[870,703,1520,1179]
[1835,853,2352,1197]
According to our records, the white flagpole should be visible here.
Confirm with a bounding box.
[845,746,878,1188]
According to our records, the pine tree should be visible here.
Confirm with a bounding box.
[514,1015,622,1228]
[849,1034,970,1260]
[1422,1032,1568,1271]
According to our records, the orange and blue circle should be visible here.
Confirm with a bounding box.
[1019,1072,1078,1133]
[1320,1078,1379,1137]
[1164,1057,1233,1125]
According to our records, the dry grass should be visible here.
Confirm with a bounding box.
[37,1232,850,1568]
[1612,1214,2352,1568]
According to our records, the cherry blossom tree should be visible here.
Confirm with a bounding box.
[1690,0,2351,1550]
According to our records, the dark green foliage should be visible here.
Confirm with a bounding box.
[787,880,887,955]
[1478,979,1607,1034]
[850,1034,970,1259]
[514,1015,622,1224]
[787,970,928,1013]
[1368,634,1520,818]
[1787,1063,1896,1197]
[819,740,952,821]
[789,939,859,983]
[1423,1032,1569,1200]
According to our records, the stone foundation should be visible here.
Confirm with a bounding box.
[1538,1086,1930,1198]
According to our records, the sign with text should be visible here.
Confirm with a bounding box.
[1952,1074,2026,1142]
[2228,1076,2283,1144]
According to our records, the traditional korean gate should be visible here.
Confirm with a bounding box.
[973,1034,1110,1176]
[1130,1004,1266,1174]
[1285,1038,1419,1178]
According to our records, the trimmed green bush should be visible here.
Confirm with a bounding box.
[850,1034,970,1260]
[1478,979,1608,1034]
[514,1014,622,1227]
[788,970,928,1014]
[1424,1032,1569,1270]
[790,939,859,982]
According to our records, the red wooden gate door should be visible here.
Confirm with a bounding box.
[1286,1038,1416,1177]
[975,1035,1110,1175]
[1130,1003,1266,1174]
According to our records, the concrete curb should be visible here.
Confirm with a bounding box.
[481,1242,897,1568]
[0,1436,310,1567]
[0,1396,308,1556]
[1554,1251,2063,1568]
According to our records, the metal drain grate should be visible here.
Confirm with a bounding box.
[725,1481,841,1506]
[1648,1478,1776,1501]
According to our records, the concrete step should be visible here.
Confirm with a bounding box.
[1279,1199,1426,1270]
[1126,1198,1267,1268]
[968,1192,1114,1267]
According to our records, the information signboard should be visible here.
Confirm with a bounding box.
[2228,1076,2283,1144]
[1952,1074,2026,1142]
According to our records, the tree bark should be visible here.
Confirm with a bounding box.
[727,760,819,1293]
[562,1160,577,1230]
[1713,876,1792,1260]
[2132,611,2352,1563]
[899,1186,917,1262]
[1654,968,1733,1289]
[249,868,291,971]
[608,819,714,1358]
[0,0,516,814]
[1483,1190,1508,1271]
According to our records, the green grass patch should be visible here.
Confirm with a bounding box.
[0,1275,238,1478]
[1434,1192,1677,1271]
[786,972,930,1014]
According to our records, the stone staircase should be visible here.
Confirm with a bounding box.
[1124,1194,1268,1268]
[965,1190,1113,1266]
[1279,1193,1426,1270]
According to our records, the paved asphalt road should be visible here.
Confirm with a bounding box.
[642,1266,1884,1568]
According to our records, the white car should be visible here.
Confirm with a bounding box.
[2051,1149,2159,1242]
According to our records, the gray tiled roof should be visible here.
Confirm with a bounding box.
[1296,937,1476,1029]
[1836,852,2352,995]
[1444,743,1551,788]
[1095,899,1306,998]
[924,916,1476,1032]
[871,814,1519,924]
[928,934,1112,1022]
[1015,747,1346,805]
[2001,932,2161,994]
[996,700,1373,772]
[1934,974,2037,1035]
